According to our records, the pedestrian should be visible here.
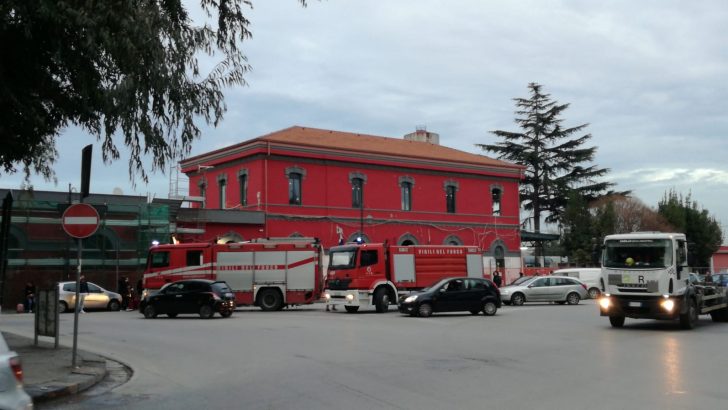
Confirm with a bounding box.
[24,282,36,313]
[118,276,131,310]
[79,275,89,313]
[492,271,502,287]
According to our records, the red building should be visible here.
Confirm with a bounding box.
[711,246,728,272]
[177,126,524,275]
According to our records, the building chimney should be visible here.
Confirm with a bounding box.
[403,125,440,145]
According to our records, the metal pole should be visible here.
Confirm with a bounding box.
[72,237,81,367]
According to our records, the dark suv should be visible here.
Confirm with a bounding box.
[399,277,501,317]
[140,279,236,319]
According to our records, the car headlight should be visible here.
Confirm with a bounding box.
[346,294,354,301]
[404,295,418,303]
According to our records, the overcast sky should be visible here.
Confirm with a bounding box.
[6,0,728,236]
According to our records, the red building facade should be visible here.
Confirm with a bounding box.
[178,126,524,273]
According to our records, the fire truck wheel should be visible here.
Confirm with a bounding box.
[679,298,698,330]
[374,288,390,313]
[258,289,283,311]
[567,292,581,305]
[143,305,157,319]
[418,303,433,317]
[199,304,214,319]
[344,306,359,313]
[483,301,498,316]
[511,293,525,306]
[609,315,625,328]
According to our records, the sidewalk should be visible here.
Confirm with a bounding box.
[2,332,108,404]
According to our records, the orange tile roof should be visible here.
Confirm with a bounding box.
[256,126,520,169]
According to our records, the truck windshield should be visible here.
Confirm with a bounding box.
[329,250,357,269]
[603,239,672,269]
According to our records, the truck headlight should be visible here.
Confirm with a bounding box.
[324,293,331,301]
[661,299,675,312]
[346,294,354,301]
[404,295,418,303]
[599,297,611,310]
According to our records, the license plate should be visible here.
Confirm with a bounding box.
[629,302,641,307]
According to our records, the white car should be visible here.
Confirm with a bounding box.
[58,281,122,313]
[552,268,602,298]
[0,334,33,409]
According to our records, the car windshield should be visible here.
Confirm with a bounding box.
[425,278,453,292]
[508,276,531,286]
[603,239,672,269]
[329,249,357,269]
[212,282,232,294]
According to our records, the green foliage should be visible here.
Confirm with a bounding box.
[1,1,301,184]
[561,190,596,265]
[478,82,621,233]
[658,189,723,268]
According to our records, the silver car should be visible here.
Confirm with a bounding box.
[499,275,588,306]
[58,281,122,313]
[0,333,33,410]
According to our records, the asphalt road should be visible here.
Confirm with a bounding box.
[2,300,727,410]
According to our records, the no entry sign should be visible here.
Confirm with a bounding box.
[61,203,100,239]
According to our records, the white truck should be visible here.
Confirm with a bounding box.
[598,232,728,329]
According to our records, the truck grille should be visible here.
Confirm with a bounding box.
[327,279,351,290]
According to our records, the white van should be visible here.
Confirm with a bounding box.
[553,268,602,299]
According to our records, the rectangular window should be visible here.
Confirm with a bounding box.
[401,182,412,211]
[239,174,248,206]
[359,250,378,267]
[492,188,502,216]
[219,179,226,209]
[289,173,302,205]
[446,186,456,213]
[150,251,170,268]
[352,178,363,208]
[200,185,206,208]
[186,250,203,267]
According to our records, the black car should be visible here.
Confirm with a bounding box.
[399,277,501,317]
[140,279,236,319]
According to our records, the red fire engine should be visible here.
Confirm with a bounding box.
[143,238,323,310]
[324,242,484,313]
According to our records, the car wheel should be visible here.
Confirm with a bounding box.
[167,313,178,318]
[679,298,698,330]
[220,310,232,318]
[567,293,581,305]
[511,293,525,306]
[258,288,283,311]
[418,303,433,317]
[108,299,121,312]
[588,288,601,299]
[344,306,359,313]
[374,288,390,313]
[58,301,68,313]
[483,301,498,316]
[609,315,625,328]
[199,304,214,319]
[143,305,157,319]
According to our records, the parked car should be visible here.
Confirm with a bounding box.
[0,333,33,410]
[711,273,728,286]
[399,277,501,317]
[553,268,602,298]
[499,275,588,306]
[58,281,122,313]
[140,279,236,319]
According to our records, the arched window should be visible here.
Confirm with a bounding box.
[443,235,463,246]
[398,233,419,246]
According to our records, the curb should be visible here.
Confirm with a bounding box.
[24,354,108,403]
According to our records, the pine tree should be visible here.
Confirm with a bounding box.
[478,83,621,263]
